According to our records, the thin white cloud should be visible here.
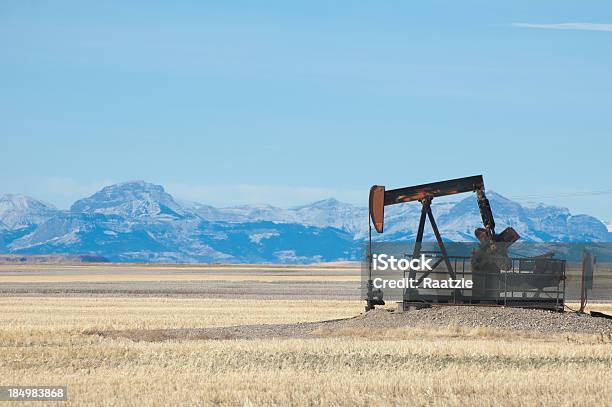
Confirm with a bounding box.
[512,22,612,32]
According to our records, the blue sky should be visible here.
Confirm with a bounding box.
[1,1,611,221]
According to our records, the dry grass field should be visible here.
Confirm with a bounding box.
[0,265,611,406]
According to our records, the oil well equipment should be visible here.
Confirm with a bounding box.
[366,175,566,312]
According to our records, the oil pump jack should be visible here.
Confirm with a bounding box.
[366,175,565,312]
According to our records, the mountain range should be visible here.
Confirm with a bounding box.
[0,181,609,263]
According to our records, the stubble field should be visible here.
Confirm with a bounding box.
[0,264,611,406]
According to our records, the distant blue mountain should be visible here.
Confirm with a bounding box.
[0,181,608,263]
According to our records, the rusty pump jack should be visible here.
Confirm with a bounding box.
[366,175,520,311]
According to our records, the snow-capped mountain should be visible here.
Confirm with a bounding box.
[186,198,366,235]
[289,198,368,237]
[433,192,608,243]
[71,181,188,219]
[0,194,59,230]
[189,203,294,223]
[4,182,355,263]
[0,181,608,263]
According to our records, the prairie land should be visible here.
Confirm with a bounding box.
[0,264,611,406]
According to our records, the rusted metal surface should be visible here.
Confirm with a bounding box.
[475,188,496,234]
[383,175,484,206]
[368,185,385,233]
[495,227,520,244]
[475,226,520,245]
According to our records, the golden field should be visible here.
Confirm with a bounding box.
[1,297,611,406]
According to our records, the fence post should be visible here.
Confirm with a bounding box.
[580,250,594,313]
